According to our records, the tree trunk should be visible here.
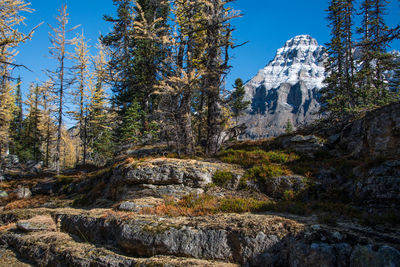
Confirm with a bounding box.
[180,91,194,155]
[206,87,221,155]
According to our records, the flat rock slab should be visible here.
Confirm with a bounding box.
[121,158,243,187]
[16,215,56,232]
[0,230,237,267]
[118,201,154,212]
[56,212,400,266]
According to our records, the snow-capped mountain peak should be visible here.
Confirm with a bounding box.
[241,35,327,139]
[245,35,326,102]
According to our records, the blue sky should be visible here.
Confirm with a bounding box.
[14,0,400,98]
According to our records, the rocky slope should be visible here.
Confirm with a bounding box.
[1,103,400,266]
[240,35,327,138]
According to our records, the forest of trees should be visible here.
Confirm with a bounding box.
[0,0,399,173]
[0,0,250,173]
[322,0,400,117]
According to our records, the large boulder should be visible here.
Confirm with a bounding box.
[264,175,308,199]
[281,135,325,156]
[15,186,32,199]
[106,158,243,200]
[0,190,8,198]
[337,102,400,159]
[351,160,400,206]
[350,245,400,267]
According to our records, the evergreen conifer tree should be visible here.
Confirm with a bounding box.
[229,78,250,125]
[10,76,24,156]
[321,0,356,117]
[358,0,397,106]
[285,119,294,134]
[24,83,43,162]
[101,0,135,135]
[121,100,143,145]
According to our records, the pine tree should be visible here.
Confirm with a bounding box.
[9,76,24,156]
[202,0,240,155]
[23,83,44,162]
[132,0,169,133]
[357,0,398,107]
[48,4,78,174]
[120,100,143,145]
[101,0,135,126]
[285,119,294,134]
[87,81,114,165]
[321,0,356,117]
[389,58,400,93]
[228,78,250,125]
[38,80,57,167]
[71,31,90,165]
[86,42,115,165]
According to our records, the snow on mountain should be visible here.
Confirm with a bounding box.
[240,35,327,139]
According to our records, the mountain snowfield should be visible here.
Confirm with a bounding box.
[240,35,327,139]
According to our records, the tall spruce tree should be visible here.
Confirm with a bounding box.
[24,83,42,162]
[86,42,115,165]
[357,0,398,107]
[132,0,169,133]
[10,76,24,156]
[228,78,250,125]
[101,0,135,139]
[202,0,240,155]
[321,0,356,117]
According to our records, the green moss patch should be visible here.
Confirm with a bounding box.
[212,170,234,187]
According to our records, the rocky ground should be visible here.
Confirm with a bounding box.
[0,102,399,266]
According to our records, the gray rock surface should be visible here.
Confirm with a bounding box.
[351,160,400,206]
[32,179,60,195]
[15,186,31,199]
[350,245,400,267]
[106,158,243,200]
[117,201,154,212]
[16,216,56,232]
[0,190,8,198]
[337,102,400,160]
[55,212,400,266]
[264,175,308,199]
[282,134,325,156]
[0,231,230,267]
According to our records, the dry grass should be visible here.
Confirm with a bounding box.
[219,149,298,168]
[141,194,271,217]
[4,195,50,210]
[0,223,16,232]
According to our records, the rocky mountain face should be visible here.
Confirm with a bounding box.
[240,35,327,138]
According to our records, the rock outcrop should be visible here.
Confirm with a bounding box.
[335,102,400,160]
[106,158,244,200]
[0,206,398,267]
